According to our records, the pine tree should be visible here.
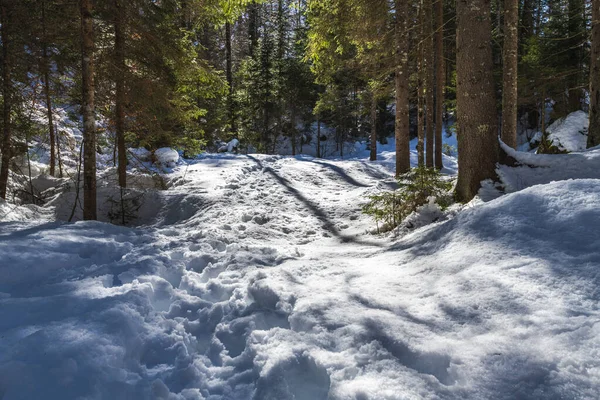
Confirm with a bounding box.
[394,0,410,176]
[0,0,12,200]
[502,0,518,148]
[589,0,600,148]
[434,0,444,169]
[455,0,499,202]
[81,0,97,220]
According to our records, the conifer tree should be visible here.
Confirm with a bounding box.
[455,0,499,202]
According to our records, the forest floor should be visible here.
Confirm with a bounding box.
[1,142,600,399]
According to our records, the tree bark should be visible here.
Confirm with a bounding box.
[502,0,519,149]
[225,21,235,134]
[115,0,126,188]
[417,0,425,167]
[434,0,444,169]
[425,0,434,167]
[589,0,600,148]
[316,118,321,158]
[370,92,377,161]
[41,0,56,177]
[394,0,410,176]
[0,0,11,200]
[81,0,97,220]
[456,0,499,202]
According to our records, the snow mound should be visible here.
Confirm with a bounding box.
[498,141,600,192]
[547,110,589,152]
[154,147,179,168]
[129,147,152,162]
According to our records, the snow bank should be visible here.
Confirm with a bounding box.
[547,110,589,152]
[154,147,179,168]
[129,147,152,162]
[498,141,600,192]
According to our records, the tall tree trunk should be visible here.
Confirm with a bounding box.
[41,0,56,177]
[394,0,410,176]
[567,0,584,113]
[417,0,425,167]
[502,0,518,149]
[316,118,321,158]
[456,0,499,202]
[425,0,435,167]
[434,0,444,169]
[248,1,259,57]
[226,21,235,134]
[370,92,377,161]
[589,0,600,148]
[115,0,126,188]
[0,0,11,200]
[81,0,97,220]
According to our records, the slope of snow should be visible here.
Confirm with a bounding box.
[1,148,599,399]
[546,110,589,152]
[498,141,600,192]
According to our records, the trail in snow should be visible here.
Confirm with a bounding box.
[1,150,600,399]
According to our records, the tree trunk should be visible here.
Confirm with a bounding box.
[81,0,97,220]
[502,0,518,149]
[316,118,321,158]
[417,0,425,167]
[456,0,499,202]
[588,0,600,148]
[115,0,126,188]
[370,93,377,161]
[41,0,56,177]
[0,0,11,200]
[434,0,444,169]
[394,0,410,177]
[226,21,235,134]
[425,0,434,167]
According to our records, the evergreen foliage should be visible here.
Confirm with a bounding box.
[362,166,452,233]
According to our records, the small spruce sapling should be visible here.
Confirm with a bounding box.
[362,166,452,233]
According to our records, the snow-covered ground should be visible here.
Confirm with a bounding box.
[1,135,600,399]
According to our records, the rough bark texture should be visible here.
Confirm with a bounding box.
[417,0,425,167]
[42,0,56,177]
[502,0,518,149]
[456,0,499,202]
[225,21,235,134]
[81,0,97,220]
[434,0,444,169]
[394,0,410,176]
[589,0,600,148]
[115,0,126,188]
[425,0,435,167]
[0,0,11,200]
[370,93,377,161]
[316,118,321,158]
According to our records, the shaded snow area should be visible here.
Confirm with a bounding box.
[1,149,600,399]
[546,111,589,152]
[498,142,600,192]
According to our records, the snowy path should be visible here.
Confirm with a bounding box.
[1,153,599,399]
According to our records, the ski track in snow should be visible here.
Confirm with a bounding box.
[1,152,600,399]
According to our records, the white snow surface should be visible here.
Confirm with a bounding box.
[546,110,589,152]
[1,150,600,399]
[155,148,180,168]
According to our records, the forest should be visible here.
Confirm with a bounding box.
[0,0,599,399]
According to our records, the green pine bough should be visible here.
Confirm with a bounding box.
[362,166,453,233]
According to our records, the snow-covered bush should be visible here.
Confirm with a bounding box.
[154,147,179,168]
[362,166,452,233]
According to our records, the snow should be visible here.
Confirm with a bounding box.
[498,140,600,192]
[546,110,589,152]
[1,138,600,399]
[154,147,180,168]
